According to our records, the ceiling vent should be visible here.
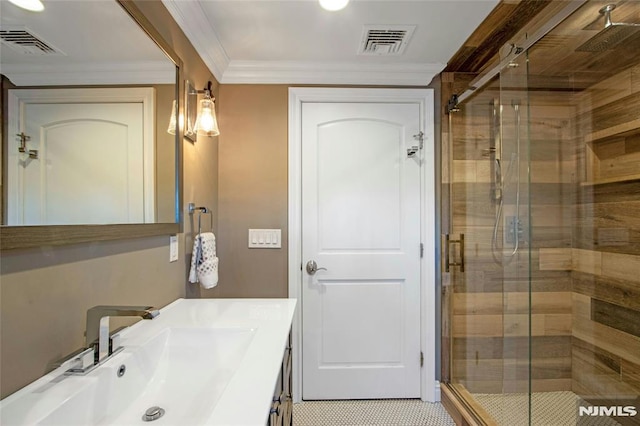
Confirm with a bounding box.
[358,25,416,56]
[0,26,63,55]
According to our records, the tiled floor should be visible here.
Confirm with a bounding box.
[473,391,622,426]
[292,399,456,426]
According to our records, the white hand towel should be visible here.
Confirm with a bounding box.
[189,232,219,289]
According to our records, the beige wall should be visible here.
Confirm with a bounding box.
[0,237,185,397]
[210,85,289,298]
[0,1,218,398]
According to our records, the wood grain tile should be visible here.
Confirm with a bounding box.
[602,252,640,284]
[453,336,572,360]
[573,293,640,365]
[454,313,571,338]
[572,248,602,275]
[592,299,640,339]
[539,248,572,270]
[572,271,640,312]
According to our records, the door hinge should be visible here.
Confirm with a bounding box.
[420,351,424,367]
[420,243,424,258]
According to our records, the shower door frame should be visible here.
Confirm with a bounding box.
[442,61,533,425]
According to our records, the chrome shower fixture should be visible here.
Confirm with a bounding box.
[576,4,640,52]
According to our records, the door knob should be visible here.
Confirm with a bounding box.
[306,260,327,275]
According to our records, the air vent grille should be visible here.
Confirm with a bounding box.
[0,27,62,55]
[358,25,416,56]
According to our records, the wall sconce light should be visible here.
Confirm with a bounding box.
[191,81,220,138]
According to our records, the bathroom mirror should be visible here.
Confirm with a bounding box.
[0,0,183,249]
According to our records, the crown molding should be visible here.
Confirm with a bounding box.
[160,0,444,86]
[161,0,229,82]
[0,61,175,86]
[222,60,445,86]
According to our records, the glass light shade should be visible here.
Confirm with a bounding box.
[318,0,349,11]
[167,100,178,135]
[194,98,220,137]
[7,0,44,11]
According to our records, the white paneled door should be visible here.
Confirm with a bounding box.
[301,102,422,399]
[7,88,155,226]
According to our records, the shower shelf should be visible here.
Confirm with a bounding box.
[583,128,640,187]
[585,121,640,144]
[580,175,640,186]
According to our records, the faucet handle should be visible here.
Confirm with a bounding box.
[63,347,96,375]
[110,331,123,355]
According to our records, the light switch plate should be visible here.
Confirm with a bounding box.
[169,235,178,262]
[248,229,281,248]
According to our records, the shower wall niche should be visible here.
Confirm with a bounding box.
[442,1,640,425]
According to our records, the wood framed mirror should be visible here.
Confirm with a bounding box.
[0,0,184,250]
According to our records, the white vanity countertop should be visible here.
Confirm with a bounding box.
[0,298,297,426]
[124,298,298,426]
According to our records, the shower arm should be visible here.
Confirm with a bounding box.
[601,4,640,28]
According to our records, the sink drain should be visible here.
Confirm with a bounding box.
[117,365,126,378]
[142,406,165,422]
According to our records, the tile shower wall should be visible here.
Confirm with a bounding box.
[533,65,640,422]
[570,65,640,419]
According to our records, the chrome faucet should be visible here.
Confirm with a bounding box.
[86,305,159,364]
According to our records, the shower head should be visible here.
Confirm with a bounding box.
[576,4,640,52]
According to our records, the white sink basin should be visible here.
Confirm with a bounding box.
[2,327,255,426]
[103,328,255,425]
[0,299,297,426]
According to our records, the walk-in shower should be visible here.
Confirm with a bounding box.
[443,1,640,425]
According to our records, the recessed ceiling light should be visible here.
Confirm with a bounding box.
[7,0,44,12]
[319,0,349,12]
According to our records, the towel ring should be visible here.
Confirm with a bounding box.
[188,203,213,236]
[188,203,214,284]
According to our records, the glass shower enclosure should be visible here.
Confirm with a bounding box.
[443,1,640,425]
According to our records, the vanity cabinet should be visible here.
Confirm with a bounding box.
[267,332,292,426]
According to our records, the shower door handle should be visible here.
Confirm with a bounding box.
[445,234,465,273]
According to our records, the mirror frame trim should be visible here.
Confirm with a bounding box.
[0,0,184,251]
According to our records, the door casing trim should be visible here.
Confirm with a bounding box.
[288,87,437,402]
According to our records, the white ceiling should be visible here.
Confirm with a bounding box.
[0,0,499,87]
[0,0,174,86]
[162,0,499,86]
